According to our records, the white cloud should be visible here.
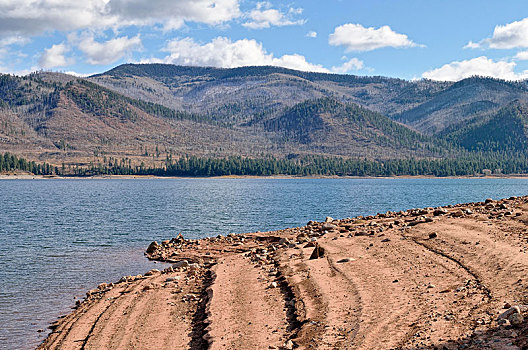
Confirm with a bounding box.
[329,23,421,52]
[39,44,72,69]
[243,3,305,29]
[78,35,142,65]
[515,51,528,60]
[463,41,480,49]
[331,58,364,73]
[306,31,317,38]
[422,56,528,81]
[467,17,528,50]
[0,0,241,37]
[151,36,328,73]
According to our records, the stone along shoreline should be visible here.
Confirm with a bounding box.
[39,196,528,349]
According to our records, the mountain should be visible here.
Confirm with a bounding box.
[442,100,528,153]
[90,64,528,136]
[394,77,528,134]
[0,71,450,168]
[89,64,450,124]
[2,64,528,171]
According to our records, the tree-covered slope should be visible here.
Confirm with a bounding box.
[443,100,528,153]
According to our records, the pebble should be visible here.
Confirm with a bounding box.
[337,258,355,263]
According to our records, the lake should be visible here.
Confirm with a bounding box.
[2,177,528,349]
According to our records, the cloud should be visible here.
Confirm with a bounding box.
[243,3,305,29]
[107,0,241,30]
[150,36,328,73]
[515,51,528,60]
[463,41,480,49]
[306,31,317,38]
[78,35,142,65]
[39,43,72,69]
[329,23,421,52]
[422,56,528,81]
[467,17,528,50]
[0,0,241,37]
[331,58,364,73]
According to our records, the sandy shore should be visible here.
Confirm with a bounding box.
[38,196,528,349]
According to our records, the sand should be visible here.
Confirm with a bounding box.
[38,196,528,349]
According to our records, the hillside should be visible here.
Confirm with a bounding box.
[395,77,528,134]
[90,64,528,136]
[443,100,528,153]
[3,64,528,173]
[0,72,451,169]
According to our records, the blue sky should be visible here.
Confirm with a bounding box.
[1,0,528,81]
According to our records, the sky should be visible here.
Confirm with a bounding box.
[1,0,528,81]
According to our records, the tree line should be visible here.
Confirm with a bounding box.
[0,152,58,175]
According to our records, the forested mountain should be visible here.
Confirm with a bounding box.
[443,100,528,153]
[2,64,528,176]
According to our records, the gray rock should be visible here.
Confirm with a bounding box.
[172,260,189,269]
[509,312,524,326]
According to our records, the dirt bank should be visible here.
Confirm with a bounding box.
[39,196,528,349]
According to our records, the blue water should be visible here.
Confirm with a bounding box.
[2,178,528,349]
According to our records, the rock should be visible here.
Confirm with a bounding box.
[465,209,473,215]
[279,238,291,246]
[304,241,316,248]
[325,216,334,223]
[321,223,336,231]
[509,312,524,326]
[296,233,309,243]
[269,282,278,288]
[309,244,325,260]
[429,232,438,239]
[284,339,294,350]
[381,238,391,242]
[451,210,464,218]
[162,239,170,245]
[172,260,189,269]
[165,276,181,282]
[485,198,494,203]
[498,306,522,321]
[423,217,434,223]
[146,241,160,254]
[145,269,161,276]
[337,258,355,263]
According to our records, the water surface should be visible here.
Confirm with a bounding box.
[2,178,528,349]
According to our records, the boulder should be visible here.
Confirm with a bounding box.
[325,216,334,223]
[309,244,325,260]
[321,223,336,231]
[146,241,160,254]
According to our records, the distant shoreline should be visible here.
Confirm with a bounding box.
[2,173,528,180]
